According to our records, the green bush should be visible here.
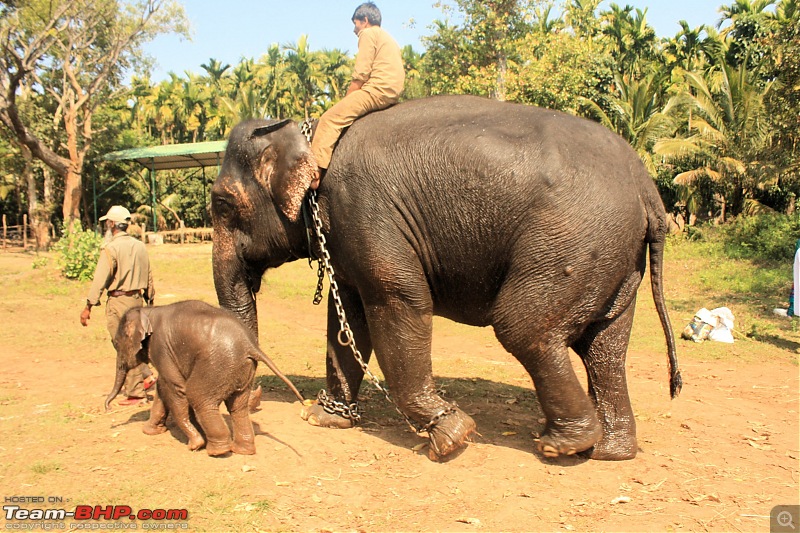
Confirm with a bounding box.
[52,227,103,281]
[722,213,800,262]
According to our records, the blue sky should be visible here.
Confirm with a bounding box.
[142,1,726,81]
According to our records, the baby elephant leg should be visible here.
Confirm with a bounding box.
[226,389,256,455]
[142,390,168,435]
[158,381,205,451]
[190,397,232,456]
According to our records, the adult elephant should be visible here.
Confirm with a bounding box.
[211,95,681,461]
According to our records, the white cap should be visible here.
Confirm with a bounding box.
[99,205,132,223]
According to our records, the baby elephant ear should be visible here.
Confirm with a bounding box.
[138,311,153,340]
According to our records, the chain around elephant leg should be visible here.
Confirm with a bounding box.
[422,405,477,461]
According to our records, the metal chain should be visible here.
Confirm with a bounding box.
[300,119,454,434]
[307,190,420,429]
[316,389,361,423]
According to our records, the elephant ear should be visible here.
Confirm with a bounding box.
[121,309,152,362]
[252,119,317,222]
[138,311,153,339]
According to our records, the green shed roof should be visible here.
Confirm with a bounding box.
[103,140,227,171]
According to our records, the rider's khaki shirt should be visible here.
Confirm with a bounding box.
[352,26,405,100]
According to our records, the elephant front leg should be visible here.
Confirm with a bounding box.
[226,390,256,455]
[158,381,205,451]
[301,286,373,429]
[142,390,168,435]
[366,297,476,461]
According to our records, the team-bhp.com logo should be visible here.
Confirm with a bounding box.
[4,503,189,529]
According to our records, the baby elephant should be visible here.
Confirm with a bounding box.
[105,300,305,456]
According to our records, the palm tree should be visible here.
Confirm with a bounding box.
[654,53,774,220]
[219,85,270,124]
[600,3,658,76]
[581,71,675,175]
[665,21,720,71]
[200,58,231,87]
[719,0,777,28]
[253,44,290,119]
[718,0,777,68]
[318,48,352,105]
[282,35,325,119]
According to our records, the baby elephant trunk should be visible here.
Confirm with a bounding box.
[105,366,128,411]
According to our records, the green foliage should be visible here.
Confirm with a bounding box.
[52,227,103,281]
[31,257,49,270]
[721,213,800,261]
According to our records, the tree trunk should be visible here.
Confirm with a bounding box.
[493,53,507,102]
[62,107,86,231]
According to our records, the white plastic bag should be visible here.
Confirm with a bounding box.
[683,307,735,344]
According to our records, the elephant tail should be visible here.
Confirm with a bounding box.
[647,227,682,399]
[251,351,306,403]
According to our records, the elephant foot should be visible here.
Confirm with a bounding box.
[580,428,637,461]
[142,422,168,436]
[248,385,262,413]
[535,415,603,458]
[205,439,233,457]
[232,440,256,455]
[187,434,206,452]
[300,402,355,429]
[426,407,476,461]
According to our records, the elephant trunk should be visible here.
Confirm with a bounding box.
[105,366,128,411]
[213,227,260,336]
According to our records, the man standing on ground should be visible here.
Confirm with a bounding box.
[310,2,405,187]
[80,205,156,406]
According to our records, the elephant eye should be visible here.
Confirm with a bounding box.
[212,196,234,218]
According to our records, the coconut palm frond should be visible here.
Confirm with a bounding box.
[653,137,704,159]
[718,156,747,175]
[742,198,775,216]
[577,96,615,130]
[688,116,726,144]
[673,166,722,185]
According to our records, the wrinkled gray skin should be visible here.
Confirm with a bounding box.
[211,95,682,461]
[105,300,304,456]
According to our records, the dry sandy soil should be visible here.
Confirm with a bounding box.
[0,242,798,532]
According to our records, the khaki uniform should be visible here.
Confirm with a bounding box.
[87,232,155,398]
[311,25,405,169]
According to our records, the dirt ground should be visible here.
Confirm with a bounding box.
[1,242,798,532]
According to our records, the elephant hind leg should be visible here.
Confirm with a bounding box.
[493,287,601,457]
[515,340,602,458]
[573,301,638,460]
[226,389,256,455]
[190,398,232,457]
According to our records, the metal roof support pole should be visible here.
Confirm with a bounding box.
[149,160,157,232]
